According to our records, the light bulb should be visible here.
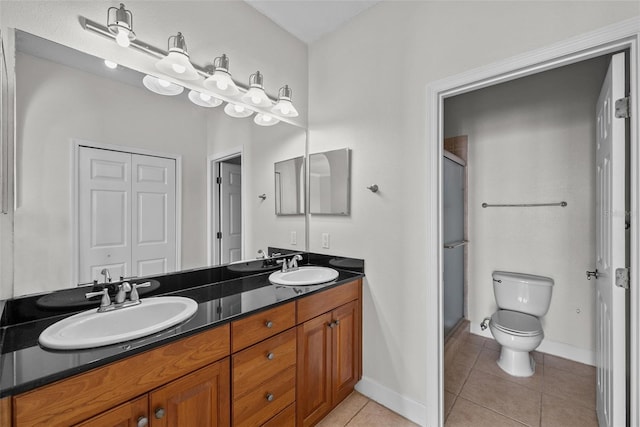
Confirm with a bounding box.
[263,115,272,122]
[158,78,170,88]
[199,93,212,101]
[104,60,118,69]
[251,96,261,104]
[172,63,186,74]
[217,80,228,90]
[234,105,245,113]
[115,28,130,47]
[281,106,290,115]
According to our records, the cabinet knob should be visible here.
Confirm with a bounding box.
[265,320,273,328]
[137,416,149,427]
[328,320,340,328]
[266,352,275,360]
[265,393,274,402]
[154,408,165,419]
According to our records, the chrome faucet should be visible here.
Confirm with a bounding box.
[100,268,112,283]
[288,254,303,270]
[86,280,152,312]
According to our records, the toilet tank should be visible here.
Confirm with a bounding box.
[492,271,554,317]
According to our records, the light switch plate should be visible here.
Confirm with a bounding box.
[321,233,330,249]
[290,231,297,245]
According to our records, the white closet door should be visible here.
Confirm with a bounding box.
[131,154,176,277]
[219,162,242,263]
[78,147,131,282]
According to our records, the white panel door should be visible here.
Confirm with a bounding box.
[131,154,176,277]
[595,52,627,427]
[219,162,242,263]
[78,147,131,282]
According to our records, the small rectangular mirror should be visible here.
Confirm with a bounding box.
[275,156,305,215]
[309,148,351,215]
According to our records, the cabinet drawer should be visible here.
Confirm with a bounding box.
[232,365,296,427]
[233,329,296,398]
[262,403,295,427]
[231,302,296,352]
[297,279,361,323]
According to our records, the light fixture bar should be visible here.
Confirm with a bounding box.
[81,17,280,101]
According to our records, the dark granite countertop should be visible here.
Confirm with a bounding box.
[0,252,364,398]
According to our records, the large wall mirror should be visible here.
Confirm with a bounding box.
[309,148,351,215]
[7,30,307,297]
[275,156,305,215]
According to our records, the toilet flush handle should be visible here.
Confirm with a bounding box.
[480,317,491,331]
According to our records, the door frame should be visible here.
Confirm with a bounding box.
[71,139,183,285]
[207,147,244,266]
[425,17,640,427]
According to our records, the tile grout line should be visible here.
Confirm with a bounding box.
[343,399,370,426]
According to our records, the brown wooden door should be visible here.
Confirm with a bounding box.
[74,396,148,427]
[149,358,230,427]
[332,300,360,405]
[297,312,332,427]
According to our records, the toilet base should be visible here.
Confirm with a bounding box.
[496,347,535,377]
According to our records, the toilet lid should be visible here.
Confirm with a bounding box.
[491,310,542,337]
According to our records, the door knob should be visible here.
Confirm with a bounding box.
[586,269,599,280]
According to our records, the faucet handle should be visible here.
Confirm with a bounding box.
[115,282,132,304]
[130,281,152,302]
[85,288,111,308]
[276,259,287,272]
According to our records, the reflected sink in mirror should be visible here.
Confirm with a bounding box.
[269,266,339,286]
[226,260,281,273]
[38,296,198,350]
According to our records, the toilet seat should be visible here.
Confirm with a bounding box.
[491,310,542,337]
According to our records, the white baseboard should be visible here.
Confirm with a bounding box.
[355,377,426,426]
[469,322,595,366]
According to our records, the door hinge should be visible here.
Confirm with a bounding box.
[216,176,222,184]
[216,231,222,239]
[615,97,630,119]
[615,267,629,289]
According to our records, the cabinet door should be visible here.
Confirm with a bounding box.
[149,358,230,427]
[297,312,333,427]
[74,396,148,427]
[332,300,360,405]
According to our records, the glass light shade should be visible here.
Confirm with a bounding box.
[104,59,118,69]
[224,103,253,118]
[156,50,200,81]
[188,90,223,108]
[272,98,298,117]
[114,27,132,47]
[142,75,184,96]
[242,87,271,107]
[254,113,280,127]
[203,71,239,96]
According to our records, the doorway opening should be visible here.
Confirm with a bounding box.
[426,19,639,427]
[209,150,243,265]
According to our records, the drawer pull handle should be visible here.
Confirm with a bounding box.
[137,416,149,427]
[154,408,165,419]
[265,320,273,328]
[266,393,274,402]
[266,352,275,360]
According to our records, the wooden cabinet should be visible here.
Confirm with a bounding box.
[231,306,297,426]
[296,281,362,427]
[74,396,148,427]
[149,358,230,427]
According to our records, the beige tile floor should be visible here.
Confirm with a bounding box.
[444,321,598,426]
[317,321,597,426]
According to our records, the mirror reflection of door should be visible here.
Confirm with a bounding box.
[218,158,242,263]
[77,145,177,283]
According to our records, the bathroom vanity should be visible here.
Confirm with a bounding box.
[0,254,364,426]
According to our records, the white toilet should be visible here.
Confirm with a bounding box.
[486,271,554,377]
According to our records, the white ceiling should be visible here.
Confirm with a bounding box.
[244,0,382,44]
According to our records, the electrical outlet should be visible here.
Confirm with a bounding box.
[290,231,297,245]
[321,233,330,249]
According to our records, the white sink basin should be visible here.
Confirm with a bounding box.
[39,296,198,350]
[269,266,339,286]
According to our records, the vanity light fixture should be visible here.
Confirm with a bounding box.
[104,59,118,69]
[254,113,280,127]
[142,75,184,96]
[271,85,299,117]
[242,71,271,107]
[107,3,136,48]
[224,102,253,118]
[203,54,240,96]
[188,90,223,108]
[155,32,200,80]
